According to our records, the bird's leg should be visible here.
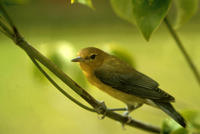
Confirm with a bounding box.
[121,105,135,128]
[121,104,143,129]
[123,104,142,116]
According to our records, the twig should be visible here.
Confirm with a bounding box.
[0,4,15,29]
[0,3,161,133]
[0,20,13,38]
[0,26,10,38]
[164,18,200,86]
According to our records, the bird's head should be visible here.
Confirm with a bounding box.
[71,47,108,73]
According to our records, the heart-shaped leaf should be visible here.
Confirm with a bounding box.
[132,0,172,41]
[110,0,135,24]
[110,0,172,41]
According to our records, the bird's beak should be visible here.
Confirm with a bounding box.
[71,56,85,62]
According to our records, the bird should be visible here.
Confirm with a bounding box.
[71,47,186,128]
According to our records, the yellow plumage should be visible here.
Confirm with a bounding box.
[71,47,186,127]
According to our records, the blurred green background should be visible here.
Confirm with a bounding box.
[0,0,200,134]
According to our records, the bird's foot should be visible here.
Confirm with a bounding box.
[95,101,128,120]
[121,111,132,129]
[95,101,107,119]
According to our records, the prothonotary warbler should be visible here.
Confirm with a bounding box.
[72,47,186,128]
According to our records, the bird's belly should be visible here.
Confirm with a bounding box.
[87,75,144,106]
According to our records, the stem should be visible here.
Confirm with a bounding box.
[0,20,13,38]
[164,18,200,86]
[0,4,15,29]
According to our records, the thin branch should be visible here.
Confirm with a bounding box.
[0,26,10,38]
[0,4,15,29]
[0,20,13,38]
[0,3,161,133]
[28,54,95,112]
[0,4,14,38]
[164,18,200,86]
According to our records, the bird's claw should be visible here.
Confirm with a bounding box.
[121,111,132,129]
[95,101,107,119]
[98,111,107,120]
[121,116,132,129]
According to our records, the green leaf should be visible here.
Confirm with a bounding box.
[132,0,172,41]
[110,0,172,41]
[73,0,93,9]
[174,0,199,29]
[110,0,135,24]
[171,128,188,134]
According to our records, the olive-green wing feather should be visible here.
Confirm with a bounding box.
[95,61,174,102]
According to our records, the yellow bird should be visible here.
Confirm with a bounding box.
[72,47,186,127]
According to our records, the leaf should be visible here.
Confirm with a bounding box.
[174,0,199,29]
[110,0,135,24]
[110,0,172,41]
[171,128,188,134]
[73,0,93,9]
[132,0,172,41]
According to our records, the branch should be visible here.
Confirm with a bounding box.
[164,18,200,87]
[0,3,161,133]
[0,4,15,28]
[0,19,14,38]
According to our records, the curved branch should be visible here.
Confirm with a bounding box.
[164,18,200,87]
[0,3,161,133]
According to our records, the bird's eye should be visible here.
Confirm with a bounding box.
[90,54,96,59]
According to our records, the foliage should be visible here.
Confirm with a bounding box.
[73,0,199,41]
[111,0,171,41]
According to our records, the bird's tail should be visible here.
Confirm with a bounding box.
[154,101,186,128]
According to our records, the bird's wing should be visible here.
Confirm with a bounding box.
[94,60,175,102]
